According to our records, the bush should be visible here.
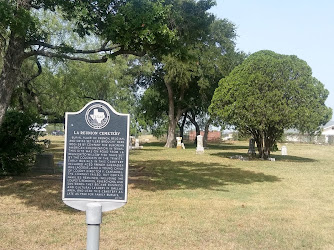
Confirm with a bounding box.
[0,110,43,175]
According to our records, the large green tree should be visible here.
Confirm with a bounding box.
[139,18,244,147]
[209,50,332,158]
[12,55,153,134]
[1,0,214,126]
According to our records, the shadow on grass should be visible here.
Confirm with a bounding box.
[0,175,78,214]
[206,143,249,150]
[129,160,280,191]
[0,158,281,212]
[134,142,249,151]
[212,152,316,162]
[130,148,163,154]
[210,152,249,159]
[141,142,166,147]
[271,154,317,162]
[173,142,249,150]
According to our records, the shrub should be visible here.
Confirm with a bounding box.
[0,110,43,175]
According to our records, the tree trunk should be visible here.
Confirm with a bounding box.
[164,79,185,148]
[194,122,200,144]
[0,35,26,126]
[164,80,176,148]
[203,118,212,147]
[187,112,200,144]
[254,132,270,159]
[263,136,270,159]
[178,112,187,142]
[165,117,176,148]
[255,137,263,159]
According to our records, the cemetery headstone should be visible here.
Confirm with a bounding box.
[33,153,55,174]
[129,136,135,150]
[281,146,288,155]
[196,135,204,154]
[132,138,143,149]
[176,137,182,149]
[135,139,140,148]
[247,138,256,157]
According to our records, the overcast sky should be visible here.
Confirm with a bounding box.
[210,0,334,116]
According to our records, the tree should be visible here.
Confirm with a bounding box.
[185,47,246,146]
[13,55,152,135]
[0,0,180,126]
[137,66,169,137]
[139,18,244,147]
[209,50,332,159]
[0,110,43,175]
[162,18,247,147]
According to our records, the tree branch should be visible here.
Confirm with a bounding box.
[30,3,41,9]
[83,95,96,100]
[187,112,196,125]
[21,57,43,113]
[111,48,146,58]
[24,43,146,62]
[24,50,108,63]
[28,41,121,54]
[23,57,42,86]
[179,111,188,127]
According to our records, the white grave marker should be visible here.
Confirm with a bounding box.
[196,135,204,154]
[281,146,288,155]
[176,137,182,149]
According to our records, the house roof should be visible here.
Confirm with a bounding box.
[323,120,334,129]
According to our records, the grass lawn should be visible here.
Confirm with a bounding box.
[0,136,333,249]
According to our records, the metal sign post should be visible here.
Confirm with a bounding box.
[62,100,130,250]
[86,203,102,250]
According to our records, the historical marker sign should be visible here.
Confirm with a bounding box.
[62,100,129,212]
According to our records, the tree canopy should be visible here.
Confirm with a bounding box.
[138,18,245,147]
[0,0,216,126]
[209,50,332,158]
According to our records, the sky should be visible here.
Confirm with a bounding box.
[210,0,334,115]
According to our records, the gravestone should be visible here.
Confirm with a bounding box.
[133,138,143,149]
[176,137,182,149]
[129,136,135,150]
[33,153,55,174]
[247,138,256,156]
[135,139,140,148]
[62,100,129,212]
[281,146,288,155]
[196,135,204,154]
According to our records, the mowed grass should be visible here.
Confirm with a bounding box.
[0,136,333,249]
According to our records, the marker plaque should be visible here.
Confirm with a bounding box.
[62,100,129,211]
